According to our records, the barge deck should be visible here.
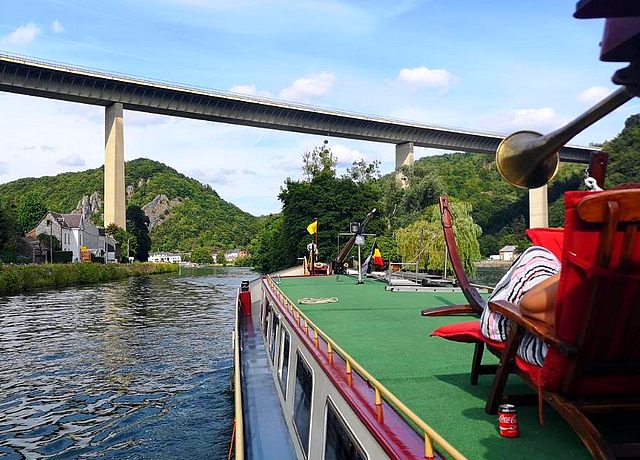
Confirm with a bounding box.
[276,275,590,459]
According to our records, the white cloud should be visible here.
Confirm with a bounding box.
[1,23,41,45]
[190,168,229,185]
[51,20,64,33]
[578,86,612,105]
[508,108,562,129]
[396,66,456,90]
[280,72,335,102]
[229,84,273,98]
[57,155,86,167]
[0,162,8,176]
[21,144,55,152]
[479,107,565,133]
[331,144,370,167]
[125,111,171,128]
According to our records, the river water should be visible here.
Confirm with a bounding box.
[0,267,253,459]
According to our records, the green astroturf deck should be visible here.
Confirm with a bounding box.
[277,275,590,460]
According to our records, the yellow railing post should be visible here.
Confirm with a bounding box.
[375,387,382,406]
[346,360,352,374]
[425,432,434,459]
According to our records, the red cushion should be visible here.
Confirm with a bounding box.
[525,227,564,260]
[515,356,544,386]
[540,191,640,396]
[516,354,640,396]
[431,321,506,350]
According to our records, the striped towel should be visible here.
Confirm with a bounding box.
[480,246,561,366]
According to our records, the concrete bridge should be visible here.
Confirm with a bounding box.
[0,52,598,228]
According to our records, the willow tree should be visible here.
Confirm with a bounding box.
[395,199,482,276]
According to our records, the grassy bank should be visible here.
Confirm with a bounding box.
[0,263,179,296]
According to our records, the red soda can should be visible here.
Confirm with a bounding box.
[498,404,519,438]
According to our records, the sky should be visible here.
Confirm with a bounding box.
[0,1,638,216]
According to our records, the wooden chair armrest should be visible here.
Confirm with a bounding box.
[488,300,577,355]
[421,304,480,317]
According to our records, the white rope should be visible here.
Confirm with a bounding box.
[297,297,339,305]
[584,176,603,191]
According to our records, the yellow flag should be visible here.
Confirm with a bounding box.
[306,219,318,235]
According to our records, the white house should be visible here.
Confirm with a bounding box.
[224,249,248,263]
[32,211,118,263]
[148,252,182,263]
[498,245,517,261]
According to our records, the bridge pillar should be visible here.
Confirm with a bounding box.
[529,185,548,229]
[104,103,126,230]
[395,142,414,188]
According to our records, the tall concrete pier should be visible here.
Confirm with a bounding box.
[104,103,126,229]
[529,186,548,228]
[395,142,414,188]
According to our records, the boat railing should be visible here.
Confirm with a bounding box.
[265,275,466,460]
[388,261,419,285]
[232,288,245,460]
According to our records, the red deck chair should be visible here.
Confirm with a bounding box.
[425,196,567,384]
[486,189,640,458]
[422,196,499,384]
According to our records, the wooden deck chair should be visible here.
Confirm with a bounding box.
[424,196,563,384]
[486,188,640,459]
[425,152,609,385]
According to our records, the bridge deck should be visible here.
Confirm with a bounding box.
[0,52,597,162]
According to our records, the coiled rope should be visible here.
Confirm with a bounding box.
[297,297,339,305]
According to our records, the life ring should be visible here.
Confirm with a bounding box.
[314,262,325,269]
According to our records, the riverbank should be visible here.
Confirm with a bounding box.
[0,262,179,296]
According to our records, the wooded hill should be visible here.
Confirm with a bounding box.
[0,158,259,254]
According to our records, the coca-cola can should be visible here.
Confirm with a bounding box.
[498,404,519,438]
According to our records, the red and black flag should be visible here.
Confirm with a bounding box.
[372,242,384,268]
[362,239,384,273]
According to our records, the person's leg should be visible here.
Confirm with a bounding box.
[480,246,560,343]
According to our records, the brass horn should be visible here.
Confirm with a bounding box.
[496,86,636,188]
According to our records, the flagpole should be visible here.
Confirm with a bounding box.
[314,219,318,275]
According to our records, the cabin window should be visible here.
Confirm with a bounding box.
[278,328,291,397]
[269,314,280,362]
[293,352,313,457]
[263,300,271,338]
[324,399,367,460]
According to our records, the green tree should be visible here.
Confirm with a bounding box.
[126,205,151,262]
[217,251,227,267]
[0,204,17,254]
[278,174,383,268]
[603,114,640,187]
[234,255,249,266]
[479,234,500,258]
[106,224,130,262]
[302,142,337,180]
[396,200,481,276]
[191,247,212,264]
[38,233,61,251]
[17,192,47,234]
[346,159,381,184]
[248,214,289,273]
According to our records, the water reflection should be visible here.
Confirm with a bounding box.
[0,268,254,459]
